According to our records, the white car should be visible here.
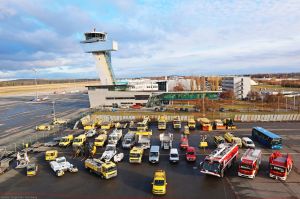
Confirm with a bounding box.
[242,137,255,149]
[169,148,179,163]
[50,157,78,176]
[86,129,97,138]
[100,144,117,162]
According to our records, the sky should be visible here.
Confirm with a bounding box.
[0,0,300,80]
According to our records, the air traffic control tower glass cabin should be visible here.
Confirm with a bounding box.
[80,30,118,85]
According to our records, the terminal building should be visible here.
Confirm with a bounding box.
[222,76,251,99]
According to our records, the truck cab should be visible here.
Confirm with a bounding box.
[101,122,112,130]
[214,135,225,146]
[26,163,38,176]
[122,131,136,149]
[72,134,86,148]
[186,146,196,162]
[152,170,167,195]
[94,134,107,147]
[59,135,74,147]
[84,159,117,179]
[45,150,58,161]
[149,145,160,163]
[238,149,262,179]
[173,116,181,129]
[129,147,144,163]
[158,115,167,130]
[188,118,196,129]
[198,118,212,131]
[269,151,293,181]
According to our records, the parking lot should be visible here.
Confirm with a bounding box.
[1,122,300,199]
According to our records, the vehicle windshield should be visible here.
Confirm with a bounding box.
[74,138,81,142]
[104,166,116,173]
[27,167,35,172]
[106,146,115,151]
[57,159,65,163]
[181,140,188,145]
[202,160,221,173]
[96,138,103,142]
[154,180,165,186]
[61,138,68,142]
[130,153,140,158]
[150,152,158,157]
[270,165,285,173]
[137,123,145,127]
[271,138,282,146]
[174,121,180,124]
[125,139,131,144]
[240,163,253,170]
[170,153,178,158]
[158,122,165,125]
[187,151,195,155]
[189,121,195,124]
[246,141,253,144]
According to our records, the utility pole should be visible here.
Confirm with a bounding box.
[202,94,205,117]
[277,95,280,112]
[294,96,296,110]
[285,97,288,112]
[52,100,56,121]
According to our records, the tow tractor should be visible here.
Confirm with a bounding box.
[84,158,117,179]
[100,144,117,162]
[238,149,262,179]
[26,163,38,176]
[200,143,238,177]
[159,132,173,150]
[269,151,293,181]
[49,157,78,177]
[45,150,58,161]
[223,118,237,130]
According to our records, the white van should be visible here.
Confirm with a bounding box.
[242,137,255,148]
[169,148,179,163]
[149,145,160,163]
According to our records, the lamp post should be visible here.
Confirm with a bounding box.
[52,100,56,121]
[32,69,38,101]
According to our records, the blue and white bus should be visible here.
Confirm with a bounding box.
[252,127,282,149]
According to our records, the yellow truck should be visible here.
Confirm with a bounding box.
[84,158,117,179]
[26,163,38,176]
[129,147,144,163]
[158,115,167,130]
[224,132,242,147]
[72,134,86,148]
[173,116,181,129]
[94,134,107,147]
[152,170,167,195]
[213,119,226,130]
[198,118,212,131]
[59,134,74,147]
[84,124,95,131]
[45,150,58,161]
[35,125,51,131]
[188,117,196,129]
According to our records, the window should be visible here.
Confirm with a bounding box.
[135,95,150,100]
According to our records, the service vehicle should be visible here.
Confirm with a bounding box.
[72,134,86,148]
[183,125,190,135]
[186,147,196,162]
[94,134,107,147]
[152,170,167,195]
[100,144,117,162]
[223,118,237,130]
[241,137,255,149]
[173,116,181,129]
[169,148,179,163]
[213,119,226,130]
[84,158,117,179]
[84,123,95,131]
[129,147,144,163]
[269,151,293,181]
[26,163,38,176]
[149,145,160,163]
[137,116,150,131]
[101,121,113,130]
[198,118,212,131]
[86,129,97,138]
[122,131,136,149]
[52,118,67,125]
[188,117,196,129]
[238,149,262,179]
[158,115,167,130]
[45,150,58,161]
[200,143,238,177]
[252,127,282,149]
[214,135,225,146]
[49,157,78,177]
[180,135,189,149]
[159,132,173,150]
[108,129,123,145]
[136,130,152,149]
[224,132,242,147]
[35,125,51,131]
[59,134,74,147]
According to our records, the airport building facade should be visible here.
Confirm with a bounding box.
[222,76,251,99]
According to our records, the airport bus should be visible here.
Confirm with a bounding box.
[252,127,282,149]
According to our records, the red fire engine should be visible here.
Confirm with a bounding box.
[238,149,262,179]
[269,151,293,181]
[200,143,238,177]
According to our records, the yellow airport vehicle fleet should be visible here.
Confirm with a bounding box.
[152,170,167,195]
[224,132,242,147]
[173,116,181,129]
[72,134,87,148]
[59,134,74,147]
[84,158,117,179]
[94,134,107,147]
[129,147,144,163]
[198,118,212,131]
[45,150,58,161]
[158,115,167,130]
[188,117,196,129]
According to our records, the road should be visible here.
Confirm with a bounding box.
[1,121,300,199]
[0,93,90,146]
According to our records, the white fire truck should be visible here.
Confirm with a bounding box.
[238,149,262,179]
[200,143,238,177]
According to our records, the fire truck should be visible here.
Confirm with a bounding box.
[200,143,238,177]
[269,151,293,181]
[238,149,262,179]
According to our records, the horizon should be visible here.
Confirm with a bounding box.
[1,1,300,80]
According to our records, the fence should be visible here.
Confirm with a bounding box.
[234,114,300,122]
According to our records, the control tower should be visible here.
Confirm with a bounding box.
[81,30,118,85]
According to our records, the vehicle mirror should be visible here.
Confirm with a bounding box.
[200,162,203,166]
